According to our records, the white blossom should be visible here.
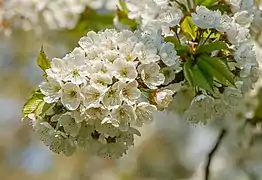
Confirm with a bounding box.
[59,113,81,137]
[85,107,109,122]
[234,43,258,69]
[33,121,56,146]
[223,87,243,106]
[102,82,123,108]
[134,102,157,127]
[157,7,183,27]
[159,42,179,66]
[111,104,136,131]
[185,95,215,124]
[39,77,62,103]
[121,81,141,104]
[46,58,66,81]
[134,42,160,64]
[112,58,138,82]
[192,6,221,29]
[82,85,104,109]
[154,89,174,109]
[234,10,254,27]
[138,63,165,89]
[79,31,101,50]
[89,60,113,76]
[90,73,113,91]
[61,82,82,110]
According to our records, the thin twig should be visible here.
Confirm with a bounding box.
[204,129,227,180]
[202,32,213,45]
[175,30,181,44]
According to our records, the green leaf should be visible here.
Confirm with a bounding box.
[22,88,44,120]
[183,58,194,87]
[191,63,214,92]
[197,41,228,54]
[37,46,50,72]
[34,101,53,118]
[184,58,213,92]
[181,16,197,40]
[197,55,235,86]
[196,0,217,7]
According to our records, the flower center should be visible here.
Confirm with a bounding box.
[69,90,77,98]
[121,67,128,77]
[97,80,106,86]
[72,69,80,77]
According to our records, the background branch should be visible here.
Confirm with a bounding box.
[204,129,227,180]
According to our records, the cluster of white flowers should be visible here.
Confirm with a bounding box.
[118,0,259,124]
[0,0,118,33]
[23,0,261,157]
[180,3,259,124]
[31,29,180,157]
[116,0,183,36]
[119,0,262,37]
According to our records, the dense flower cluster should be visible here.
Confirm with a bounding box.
[29,29,180,157]
[118,0,260,124]
[120,0,262,37]
[117,0,183,36]
[0,0,118,33]
[182,4,259,124]
[23,0,261,158]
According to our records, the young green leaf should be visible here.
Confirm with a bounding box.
[22,88,44,120]
[181,16,197,40]
[34,101,53,118]
[197,41,228,54]
[37,46,50,72]
[191,64,214,92]
[198,55,235,85]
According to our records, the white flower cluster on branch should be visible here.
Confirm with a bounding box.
[116,0,260,124]
[0,0,118,33]
[23,0,261,158]
[30,29,179,157]
[119,0,262,37]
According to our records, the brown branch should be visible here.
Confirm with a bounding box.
[204,129,227,180]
